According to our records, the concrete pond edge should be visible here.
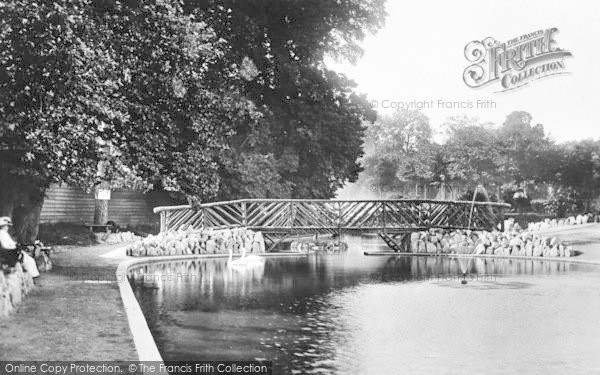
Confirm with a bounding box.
[117,250,600,365]
[116,252,306,365]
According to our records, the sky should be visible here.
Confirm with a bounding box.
[326,0,600,143]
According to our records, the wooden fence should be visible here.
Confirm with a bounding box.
[40,184,156,225]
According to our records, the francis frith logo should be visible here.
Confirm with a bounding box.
[463,28,572,92]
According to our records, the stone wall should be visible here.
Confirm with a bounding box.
[126,227,265,257]
[410,228,573,258]
[93,231,141,245]
[0,263,35,318]
[526,213,594,232]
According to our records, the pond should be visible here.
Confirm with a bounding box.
[129,236,600,374]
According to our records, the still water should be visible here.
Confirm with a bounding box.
[129,236,600,374]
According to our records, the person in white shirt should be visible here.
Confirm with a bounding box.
[0,216,40,278]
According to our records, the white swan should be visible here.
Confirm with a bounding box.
[228,244,264,266]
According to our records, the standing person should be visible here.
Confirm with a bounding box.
[513,189,528,215]
[0,217,40,278]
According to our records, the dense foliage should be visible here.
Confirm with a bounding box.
[361,109,600,211]
[185,0,381,198]
[0,0,384,241]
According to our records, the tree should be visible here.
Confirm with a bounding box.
[185,0,384,199]
[92,1,259,203]
[442,116,502,188]
[497,111,553,184]
[554,140,600,210]
[360,109,434,196]
[0,0,258,241]
[0,0,127,241]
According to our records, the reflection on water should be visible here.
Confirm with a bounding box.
[128,236,597,374]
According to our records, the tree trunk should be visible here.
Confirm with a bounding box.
[94,198,109,225]
[0,198,15,217]
[93,182,111,225]
[0,175,46,244]
[0,179,17,216]
[12,198,44,244]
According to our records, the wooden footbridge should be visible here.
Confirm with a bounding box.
[154,199,510,252]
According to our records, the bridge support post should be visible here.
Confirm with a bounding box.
[159,211,167,233]
[378,232,411,253]
[264,233,292,252]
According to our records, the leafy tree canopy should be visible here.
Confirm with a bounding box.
[0,0,385,241]
[0,0,258,240]
[186,0,383,199]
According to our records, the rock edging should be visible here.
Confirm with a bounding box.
[410,227,574,258]
[0,263,35,318]
[94,231,141,245]
[524,213,593,232]
[126,227,265,257]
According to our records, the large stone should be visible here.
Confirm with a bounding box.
[21,270,34,294]
[457,244,471,254]
[0,271,13,317]
[564,246,573,257]
[509,237,523,247]
[439,239,450,253]
[542,246,551,257]
[205,238,217,253]
[474,243,486,255]
[6,270,24,307]
[426,242,437,254]
[493,247,505,255]
[190,240,199,254]
[525,242,534,257]
[511,246,521,256]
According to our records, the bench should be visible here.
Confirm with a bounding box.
[83,221,120,233]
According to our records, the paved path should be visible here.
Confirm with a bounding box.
[0,243,137,360]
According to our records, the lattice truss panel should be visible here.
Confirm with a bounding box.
[160,199,507,233]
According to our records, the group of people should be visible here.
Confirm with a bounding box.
[0,216,40,279]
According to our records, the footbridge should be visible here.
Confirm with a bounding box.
[154,199,510,252]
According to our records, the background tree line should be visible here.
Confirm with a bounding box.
[0,0,384,242]
[360,109,600,214]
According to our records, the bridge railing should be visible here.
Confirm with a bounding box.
[153,199,510,234]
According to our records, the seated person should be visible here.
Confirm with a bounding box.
[0,216,40,278]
